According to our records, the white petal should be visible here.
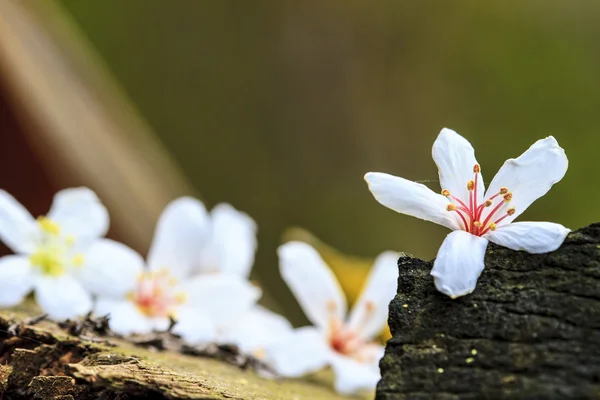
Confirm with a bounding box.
[364,172,461,231]
[278,241,347,330]
[0,255,34,307]
[47,188,109,247]
[171,306,217,345]
[347,251,398,340]
[80,239,145,298]
[196,203,258,277]
[330,353,381,395]
[0,190,39,253]
[96,298,154,335]
[484,136,568,223]
[264,326,329,378]
[182,274,261,327]
[225,305,293,353]
[484,221,569,254]
[147,197,210,278]
[34,275,93,320]
[431,230,489,299]
[432,128,484,204]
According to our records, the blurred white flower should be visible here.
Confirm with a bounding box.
[365,128,570,299]
[89,197,260,342]
[0,188,108,320]
[272,241,398,395]
[196,203,258,278]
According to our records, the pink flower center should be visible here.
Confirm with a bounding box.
[327,300,378,363]
[128,269,186,318]
[443,164,515,236]
[329,320,366,356]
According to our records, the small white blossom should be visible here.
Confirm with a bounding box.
[0,188,109,320]
[365,128,570,298]
[88,197,260,342]
[268,241,398,395]
[196,203,258,278]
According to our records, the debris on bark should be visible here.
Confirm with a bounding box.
[0,305,358,399]
[377,223,600,400]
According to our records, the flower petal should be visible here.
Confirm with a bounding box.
[47,188,109,247]
[171,306,218,345]
[196,203,258,278]
[147,197,210,278]
[182,274,261,328]
[34,275,93,320]
[431,230,489,299]
[484,221,569,254]
[225,305,293,353]
[364,172,461,231]
[432,128,484,204]
[484,136,568,223]
[330,353,381,395]
[0,190,39,253]
[80,239,145,298]
[96,298,154,335]
[347,251,398,340]
[264,326,329,378]
[0,255,34,307]
[278,241,347,330]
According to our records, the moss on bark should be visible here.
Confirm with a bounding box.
[377,223,600,400]
[0,305,360,399]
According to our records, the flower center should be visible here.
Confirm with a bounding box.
[326,300,375,360]
[442,164,516,236]
[128,269,187,318]
[28,217,83,277]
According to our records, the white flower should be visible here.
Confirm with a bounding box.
[0,188,109,320]
[88,197,260,342]
[271,241,398,395]
[365,128,570,298]
[196,203,258,278]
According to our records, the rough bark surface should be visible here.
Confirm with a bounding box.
[377,223,600,400]
[0,306,355,400]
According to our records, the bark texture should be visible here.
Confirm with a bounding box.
[377,223,600,400]
[0,306,353,400]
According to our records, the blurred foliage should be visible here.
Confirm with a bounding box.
[58,0,600,324]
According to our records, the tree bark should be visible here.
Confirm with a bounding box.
[0,306,351,400]
[377,223,600,400]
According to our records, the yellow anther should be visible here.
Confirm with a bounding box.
[437,368,444,374]
[37,216,61,236]
[471,349,478,356]
[484,200,493,207]
[327,299,337,312]
[489,223,497,231]
[467,180,475,191]
[365,300,375,313]
[446,204,457,212]
[65,235,76,246]
[499,187,508,195]
[466,357,475,364]
[503,192,513,202]
[507,207,516,216]
[441,189,450,197]
[29,249,64,276]
[174,292,187,304]
[72,254,85,267]
[473,164,481,173]
[473,221,482,228]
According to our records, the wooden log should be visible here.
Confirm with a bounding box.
[0,306,353,400]
[377,223,600,400]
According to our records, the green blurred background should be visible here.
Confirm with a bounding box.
[55,0,599,323]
